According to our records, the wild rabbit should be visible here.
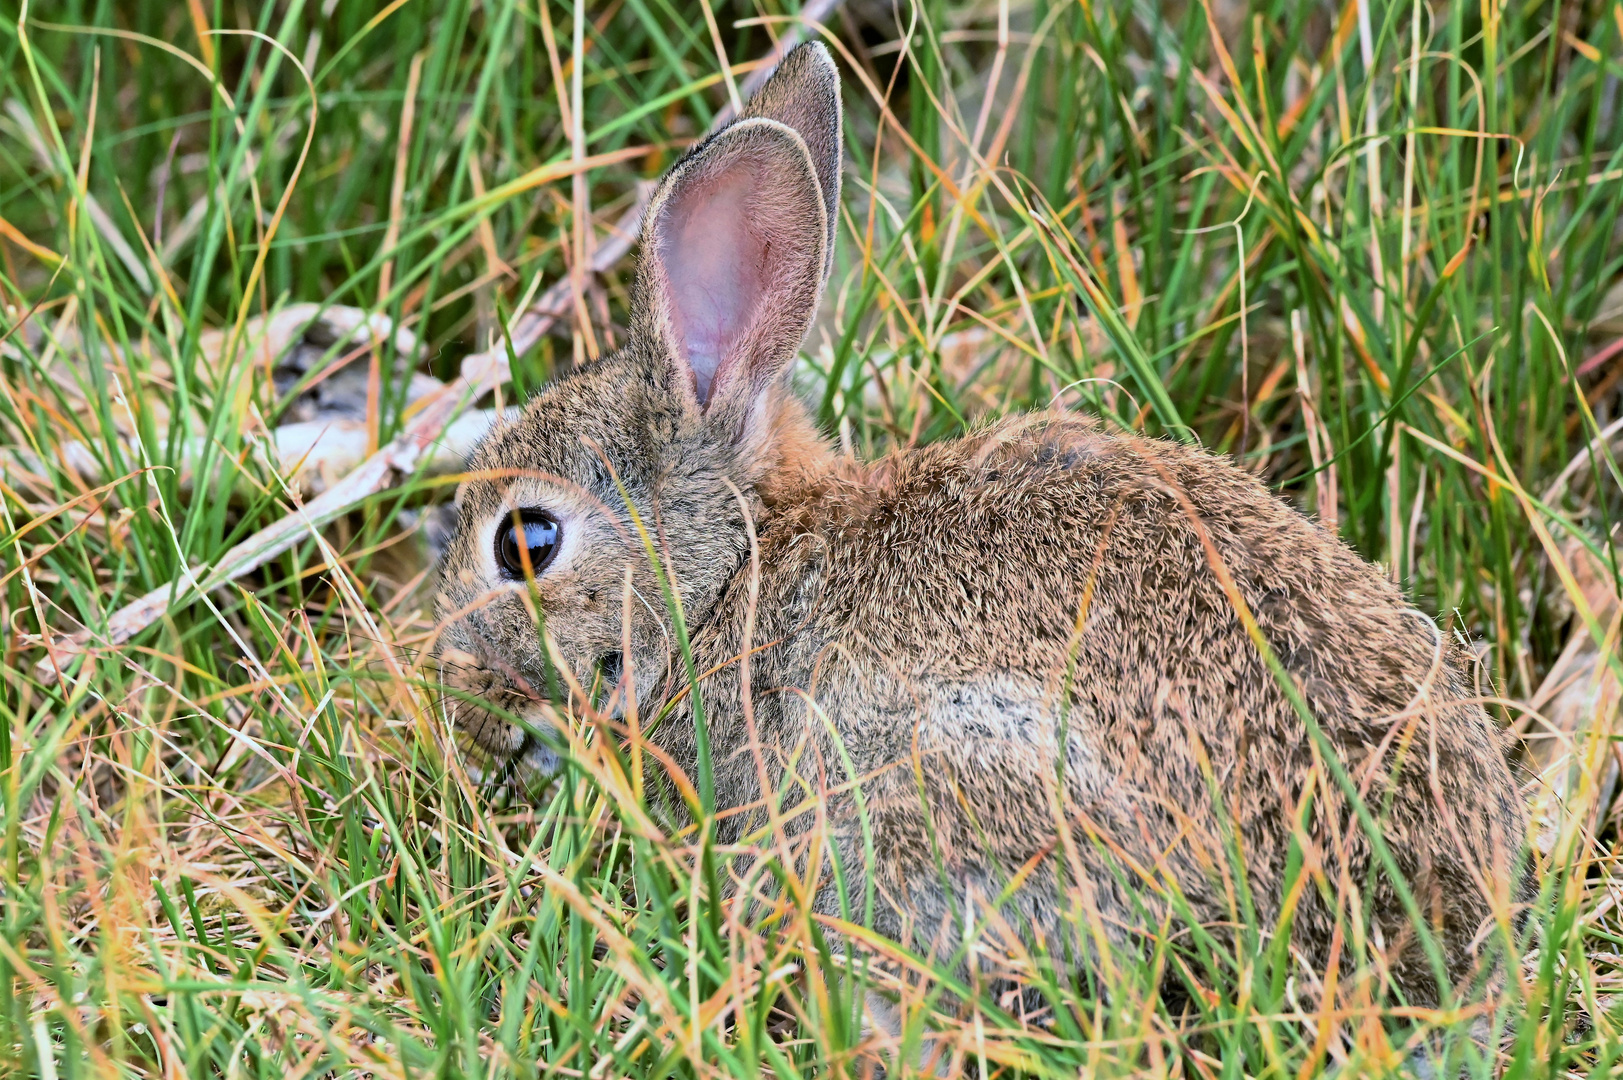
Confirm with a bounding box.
[433,41,1530,1021]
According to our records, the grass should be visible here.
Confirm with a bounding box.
[2,0,1622,1075]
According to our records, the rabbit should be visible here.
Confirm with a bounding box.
[432,40,1531,1031]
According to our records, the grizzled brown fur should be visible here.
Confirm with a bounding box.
[433,42,1530,1008]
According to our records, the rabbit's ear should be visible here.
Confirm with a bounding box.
[638,116,828,415]
[739,42,842,273]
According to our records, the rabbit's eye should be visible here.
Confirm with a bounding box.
[495,510,561,580]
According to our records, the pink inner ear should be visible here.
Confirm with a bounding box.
[659,167,768,404]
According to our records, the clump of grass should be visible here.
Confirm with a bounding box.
[2,0,1622,1076]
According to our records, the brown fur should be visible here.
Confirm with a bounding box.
[433,43,1530,1008]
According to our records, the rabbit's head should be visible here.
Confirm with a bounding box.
[431,43,842,782]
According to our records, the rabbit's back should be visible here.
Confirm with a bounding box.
[669,411,1526,1002]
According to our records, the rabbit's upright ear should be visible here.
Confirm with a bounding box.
[636,43,841,420]
[739,42,842,272]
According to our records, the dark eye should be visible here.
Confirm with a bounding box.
[495,509,561,579]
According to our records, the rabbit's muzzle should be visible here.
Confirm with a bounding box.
[434,647,562,782]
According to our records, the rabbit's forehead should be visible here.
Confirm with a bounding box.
[475,401,605,475]
[458,373,667,525]
[465,403,618,492]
